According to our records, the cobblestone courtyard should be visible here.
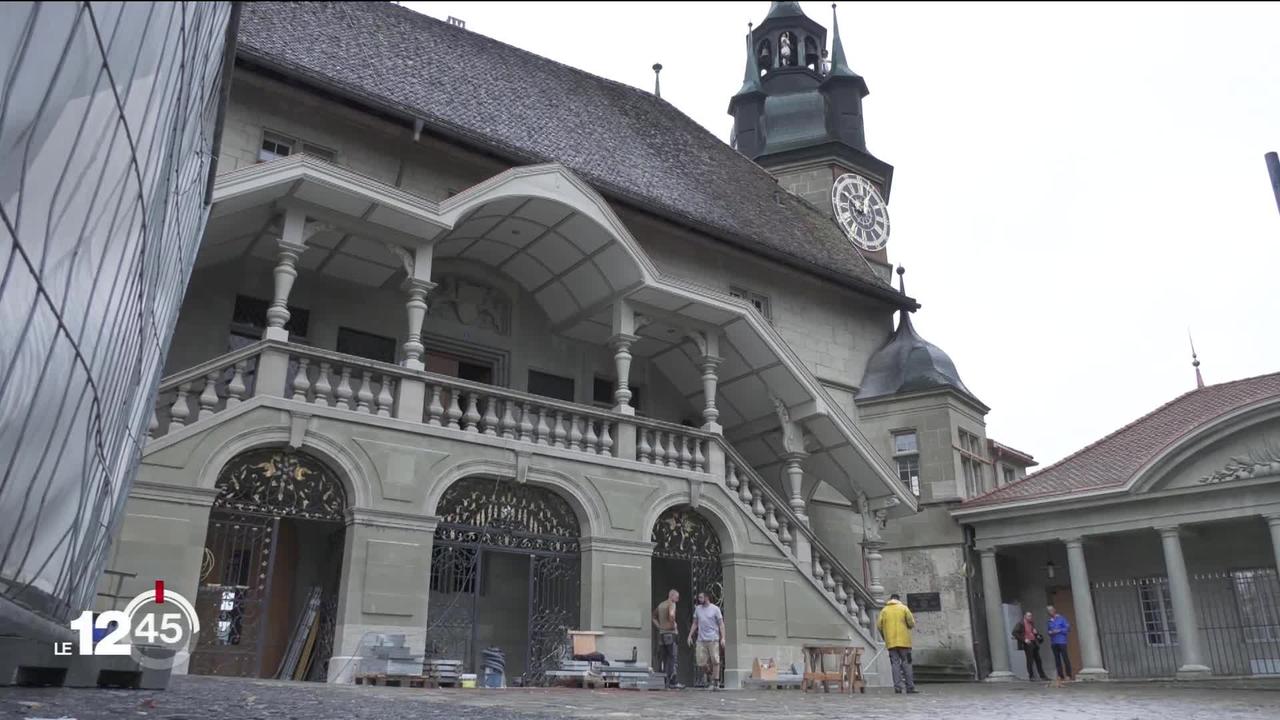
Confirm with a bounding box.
[3,676,1278,720]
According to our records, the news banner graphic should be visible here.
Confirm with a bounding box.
[54,580,201,670]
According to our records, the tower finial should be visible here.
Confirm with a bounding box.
[827,1,855,78]
[652,63,663,98]
[896,265,906,294]
[1189,331,1205,389]
[733,24,763,97]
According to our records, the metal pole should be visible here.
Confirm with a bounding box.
[1267,152,1280,217]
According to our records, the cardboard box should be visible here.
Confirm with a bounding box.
[752,657,778,680]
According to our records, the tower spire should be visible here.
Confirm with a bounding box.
[1189,332,1205,389]
[652,63,663,98]
[734,23,763,98]
[828,3,856,79]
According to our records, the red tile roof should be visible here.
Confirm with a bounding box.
[960,372,1280,510]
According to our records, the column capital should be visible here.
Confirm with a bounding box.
[276,238,308,256]
[1154,524,1183,538]
[978,546,999,558]
[405,277,437,295]
[1062,535,1087,547]
[1263,513,1280,527]
[609,332,639,349]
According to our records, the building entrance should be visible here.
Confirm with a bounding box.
[650,506,724,687]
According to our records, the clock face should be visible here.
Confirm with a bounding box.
[831,173,890,252]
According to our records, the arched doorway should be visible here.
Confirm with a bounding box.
[426,477,581,686]
[651,506,724,687]
[190,448,347,681]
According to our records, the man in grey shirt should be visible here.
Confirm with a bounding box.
[687,592,725,689]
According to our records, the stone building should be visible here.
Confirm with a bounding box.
[96,1,1016,686]
[954,372,1280,680]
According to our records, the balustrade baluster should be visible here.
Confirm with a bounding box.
[534,407,550,445]
[198,372,220,419]
[677,435,692,470]
[170,382,192,428]
[481,397,500,436]
[779,519,792,553]
[638,429,653,463]
[313,362,333,407]
[292,358,312,402]
[552,411,567,448]
[726,460,739,491]
[426,384,444,425]
[835,577,849,607]
[463,392,481,432]
[599,421,613,457]
[584,417,598,453]
[693,439,705,472]
[822,561,836,592]
[356,370,374,413]
[764,502,779,533]
[336,366,354,410]
[500,400,517,439]
[519,403,535,442]
[445,389,463,429]
[147,408,160,439]
[569,415,584,451]
[811,555,825,580]
[653,431,667,466]
[857,598,871,628]
[751,481,766,518]
[227,361,248,407]
[738,470,754,504]
[376,376,394,417]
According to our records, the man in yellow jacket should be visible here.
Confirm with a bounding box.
[876,593,918,694]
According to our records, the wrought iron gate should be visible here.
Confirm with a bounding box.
[191,449,347,678]
[652,507,724,607]
[652,507,725,686]
[191,512,278,677]
[426,477,581,686]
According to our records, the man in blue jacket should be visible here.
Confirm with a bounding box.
[1046,605,1072,684]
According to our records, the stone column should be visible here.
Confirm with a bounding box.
[863,540,886,603]
[610,333,638,414]
[782,453,811,566]
[395,278,435,421]
[1157,525,1211,677]
[258,209,311,396]
[1064,537,1109,679]
[978,548,1014,681]
[1266,515,1280,573]
[328,509,438,683]
[699,355,722,433]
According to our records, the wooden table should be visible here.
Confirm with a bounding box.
[801,645,864,694]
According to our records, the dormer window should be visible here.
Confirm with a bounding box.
[778,32,797,67]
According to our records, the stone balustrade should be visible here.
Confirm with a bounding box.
[720,443,879,632]
[148,341,879,635]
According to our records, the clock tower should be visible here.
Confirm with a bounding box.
[729,2,895,278]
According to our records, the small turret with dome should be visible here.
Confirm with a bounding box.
[859,268,981,404]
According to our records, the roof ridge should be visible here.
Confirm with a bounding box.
[964,370,1280,507]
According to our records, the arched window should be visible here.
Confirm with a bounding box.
[213,448,346,521]
[804,36,820,71]
[756,38,773,73]
[779,32,798,67]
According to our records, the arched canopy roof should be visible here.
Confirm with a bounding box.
[205,157,916,514]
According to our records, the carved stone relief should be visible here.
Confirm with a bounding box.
[427,273,511,335]
[1198,441,1280,485]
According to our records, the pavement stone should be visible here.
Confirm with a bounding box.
[2,675,1278,720]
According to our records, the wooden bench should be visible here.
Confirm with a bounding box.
[801,645,865,694]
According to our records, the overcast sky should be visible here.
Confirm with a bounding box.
[407,1,1280,467]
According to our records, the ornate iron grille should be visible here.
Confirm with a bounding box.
[652,507,724,608]
[190,512,277,678]
[213,449,346,522]
[427,477,581,686]
[434,477,580,555]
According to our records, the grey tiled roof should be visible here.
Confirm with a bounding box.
[235,2,907,305]
[961,372,1280,509]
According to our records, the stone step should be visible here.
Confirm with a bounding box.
[913,664,975,683]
